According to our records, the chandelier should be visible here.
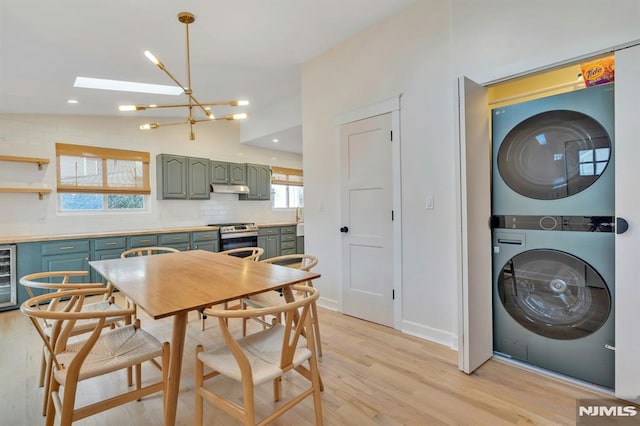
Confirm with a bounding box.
[118,11,249,140]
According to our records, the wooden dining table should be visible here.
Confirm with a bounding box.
[89,249,321,426]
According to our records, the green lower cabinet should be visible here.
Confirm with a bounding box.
[280,229,296,255]
[129,235,158,248]
[40,240,91,290]
[296,236,304,254]
[92,237,127,283]
[257,235,280,260]
[159,233,190,251]
[191,230,220,252]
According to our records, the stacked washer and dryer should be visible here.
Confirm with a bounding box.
[491,83,616,388]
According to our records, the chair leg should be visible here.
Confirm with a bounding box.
[45,380,58,426]
[38,348,46,387]
[194,345,204,426]
[308,355,324,426]
[311,302,323,357]
[242,377,256,426]
[59,378,79,426]
[273,377,281,402]
[42,351,53,416]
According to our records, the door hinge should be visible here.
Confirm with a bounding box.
[392,289,395,300]
[390,130,393,141]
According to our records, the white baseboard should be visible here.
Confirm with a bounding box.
[402,319,458,350]
[317,297,338,311]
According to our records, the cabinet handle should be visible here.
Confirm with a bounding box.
[59,246,75,250]
[105,242,118,246]
[140,239,151,243]
[172,237,182,241]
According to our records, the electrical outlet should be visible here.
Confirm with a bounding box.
[426,196,434,209]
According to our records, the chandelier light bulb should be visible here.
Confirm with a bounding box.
[119,105,138,112]
[232,113,248,120]
[144,50,160,65]
[139,123,159,130]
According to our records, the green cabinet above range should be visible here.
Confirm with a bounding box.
[210,161,247,185]
[157,153,271,201]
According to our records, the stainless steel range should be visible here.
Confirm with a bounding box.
[210,223,259,253]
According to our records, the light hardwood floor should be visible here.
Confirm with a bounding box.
[0,294,611,426]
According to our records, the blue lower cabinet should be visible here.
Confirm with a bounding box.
[92,237,127,282]
[191,231,220,252]
[159,233,190,251]
[129,234,158,248]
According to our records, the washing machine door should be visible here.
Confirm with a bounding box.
[497,249,611,340]
[497,110,611,200]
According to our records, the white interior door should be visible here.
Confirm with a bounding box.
[614,45,640,403]
[340,113,394,327]
[457,77,493,373]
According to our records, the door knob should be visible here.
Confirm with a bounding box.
[340,226,349,233]
[616,217,629,234]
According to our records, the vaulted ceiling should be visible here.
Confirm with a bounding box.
[0,0,416,153]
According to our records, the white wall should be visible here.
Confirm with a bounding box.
[302,0,458,346]
[0,114,302,238]
[451,0,640,84]
[302,0,640,348]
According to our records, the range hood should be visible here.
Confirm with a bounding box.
[210,183,250,194]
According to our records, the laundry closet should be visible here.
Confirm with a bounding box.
[457,45,640,402]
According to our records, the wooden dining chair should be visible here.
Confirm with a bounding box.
[199,246,265,330]
[120,246,180,258]
[195,284,323,426]
[243,254,323,356]
[19,270,132,416]
[21,287,169,426]
[218,246,264,261]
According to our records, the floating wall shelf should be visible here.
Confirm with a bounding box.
[0,187,52,200]
[0,155,52,199]
[0,155,50,170]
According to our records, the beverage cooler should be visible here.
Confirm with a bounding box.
[0,245,16,310]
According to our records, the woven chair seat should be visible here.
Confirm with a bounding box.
[198,324,311,386]
[43,301,125,337]
[55,324,164,385]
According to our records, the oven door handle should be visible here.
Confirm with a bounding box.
[220,231,259,239]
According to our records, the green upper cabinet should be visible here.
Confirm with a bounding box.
[210,161,230,184]
[229,163,247,185]
[187,157,210,199]
[211,161,247,185]
[157,154,210,200]
[158,154,187,199]
[240,163,271,201]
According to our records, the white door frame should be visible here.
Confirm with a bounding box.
[336,95,402,329]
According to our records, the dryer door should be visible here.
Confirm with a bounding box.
[497,110,611,200]
[497,249,611,340]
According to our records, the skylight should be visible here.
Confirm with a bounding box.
[73,77,183,95]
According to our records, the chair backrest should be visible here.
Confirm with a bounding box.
[21,288,136,373]
[207,284,319,368]
[120,246,180,258]
[219,247,264,261]
[19,271,107,311]
[259,254,318,271]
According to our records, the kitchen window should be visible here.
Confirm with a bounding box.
[56,143,150,212]
[271,166,303,209]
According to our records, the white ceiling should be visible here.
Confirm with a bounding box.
[0,0,415,154]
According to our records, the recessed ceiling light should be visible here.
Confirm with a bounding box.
[67,99,78,104]
[272,139,279,143]
[73,76,183,95]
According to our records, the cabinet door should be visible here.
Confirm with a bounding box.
[229,163,247,185]
[241,163,271,200]
[192,241,219,252]
[188,157,211,199]
[296,236,304,254]
[259,235,281,259]
[41,253,90,286]
[210,161,229,184]
[256,165,271,200]
[159,154,187,199]
[92,249,124,283]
